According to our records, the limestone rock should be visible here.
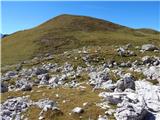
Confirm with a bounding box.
[72,107,84,114]
[35,99,58,111]
[1,82,8,93]
[141,44,158,51]
[116,73,135,91]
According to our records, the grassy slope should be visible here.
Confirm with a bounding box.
[2,14,160,66]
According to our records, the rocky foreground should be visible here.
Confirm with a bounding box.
[1,44,160,120]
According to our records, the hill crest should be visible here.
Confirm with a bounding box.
[2,14,160,66]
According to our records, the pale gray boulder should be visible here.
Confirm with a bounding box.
[135,81,160,113]
[99,92,123,104]
[72,107,84,114]
[100,80,116,90]
[35,99,58,111]
[141,44,158,51]
[142,65,160,81]
[114,98,148,120]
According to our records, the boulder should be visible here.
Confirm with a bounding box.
[38,73,50,85]
[16,79,32,91]
[101,80,116,90]
[35,99,58,111]
[5,71,17,78]
[89,68,110,88]
[49,76,59,84]
[116,73,135,91]
[21,84,32,91]
[34,68,48,75]
[135,81,160,113]
[117,47,127,57]
[1,82,8,93]
[99,92,123,104]
[72,107,84,114]
[142,65,160,81]
[142,56,152,64]
[114,99,148,120]
[141,44,158,51]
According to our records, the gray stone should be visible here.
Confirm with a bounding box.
[21,84,32,91]
[135,81,160,112]
[98,115,108,120]
[72,107,84,114]
[116,47,136,57]
[34,68,48,75]
[99,92,123,104]
[116,73,135,91]
[142,65,160,81]
[5,71,17,78]
[89,68,110,88]
[101,80,116,90]
[16,79,32,90]
[1,82,8,93]
[117,47,127,57]
[141,44,158,51]
[35,99,58,111]
[114,99,148,120]
[38,73,50,85]
[49,76,59,84]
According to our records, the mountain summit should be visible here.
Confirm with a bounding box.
[37,14,125,31]
[2,14,159,65]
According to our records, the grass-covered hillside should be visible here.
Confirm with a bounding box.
[2,14,160,66]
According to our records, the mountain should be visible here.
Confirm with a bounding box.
[2,14,160,66]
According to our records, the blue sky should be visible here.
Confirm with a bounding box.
[1,1,160,34]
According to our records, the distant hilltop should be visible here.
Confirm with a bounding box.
[1,14,160,66]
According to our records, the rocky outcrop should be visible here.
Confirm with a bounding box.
[114,98,148,120]
[0,96,31,120]
[98,80,160,120]
[0,96,60,120]
[142,65,160,81]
